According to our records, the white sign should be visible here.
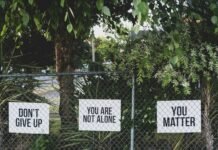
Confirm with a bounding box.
[157,100,201,133]
[79,99,121,131]
[9,102,49,134]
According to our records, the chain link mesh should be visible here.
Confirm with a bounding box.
[0,72,215,149]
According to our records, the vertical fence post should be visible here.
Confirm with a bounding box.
[0,130,2,149]
[130,73,135,150]
[91,32,95,62]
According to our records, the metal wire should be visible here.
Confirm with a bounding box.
[0,72,214,150]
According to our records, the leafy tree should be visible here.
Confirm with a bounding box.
[148,1,218,149]
[0,0,135,130]
[115,0,218,149]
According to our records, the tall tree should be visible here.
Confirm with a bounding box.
[0,0,135,128]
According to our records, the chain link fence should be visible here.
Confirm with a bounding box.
[0,72,217,149]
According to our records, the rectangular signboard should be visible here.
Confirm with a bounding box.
[79,99,121,131]
[157,100,201,133]
[9,102,49,134]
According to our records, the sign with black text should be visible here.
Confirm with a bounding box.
[79,99,121,131]
[9,102,49,134]
[157,100,201,133]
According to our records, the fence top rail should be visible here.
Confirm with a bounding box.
[0,71,123,78]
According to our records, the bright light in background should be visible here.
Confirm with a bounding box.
[93,20,152,38]
[93,19,133,38]
[93,25,106,38]
[93,24,115,38]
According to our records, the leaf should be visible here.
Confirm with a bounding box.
[102,6,111,16]
[22,12,30,26]
[15,24,22,32]
[44,31,51,41]
[28,0,33,5]
[34,17,41,30]
[174,42,179,49]
[168,43,174,51]
[181,80,190,88]
[67,23,73,33]
[69,7,75,18]
[215,27,218,34]
[64,11,68,22]
[0,0,5,8]
[60,0,65,7]
[0,25,7,37]
[211,16,218,24]
[170,56,179,65]
[209,3,217,11]
[12,2,17,11]
[96,0,104,10]
[133,0,141,8]
[112,0,118,4]
[137,2,148,15]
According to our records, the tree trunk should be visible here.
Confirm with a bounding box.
[202,79,214,150]
[55,35,77,128]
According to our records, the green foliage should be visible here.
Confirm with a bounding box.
[31,119,61,150]
[60,0,65,7]
[102,6,111,16]
[95,37,123,64]
[96,0,104,10]
[133,0,148,23]
[66,23,73,33]
[28,0,33,5]
[114,0,218,95]
[21,11,30,26]
[211,16,218,24]
[31,136,49,150]
[0,0,135,42]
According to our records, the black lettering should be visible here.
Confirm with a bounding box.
[171,118,175,126]
[15,118,32,127]
[35,109,39,117]
[27,119,31,127]
[101,107,112,115]
[182,107,187,116]
[185,117,190,126]
[87,107,91,114]
[101,107,105,114]
[175,117,179,126]
[19,109,23,117]
[190,117,195,126]
[177,107,182,116]
[108,107,112,115]
[112,116,116,123]
[97,115,101,122]
[105,116,111,123]
[33,119,42,127]
[22,118,27,126]
[171,107,177,116]
[176,106,187,116]
[38,119,42,127]
[163,117,170,126]
[18,109,36,117]
[105,107,109,114]
[83,115,94,122]
[87,107,98,114]
[96,115,116,123]
[181,117,185,126]
[163,117,197,127]
[16,118,20,127]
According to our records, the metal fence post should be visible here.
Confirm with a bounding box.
[0,130,2,149]
[130,73,135,150]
